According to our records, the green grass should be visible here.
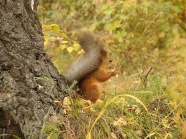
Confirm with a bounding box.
[44,74,185,139]
[39,1,186,138]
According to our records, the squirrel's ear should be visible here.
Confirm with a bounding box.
[100,49,107,58]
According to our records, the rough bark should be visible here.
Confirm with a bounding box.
[0,0,67,138]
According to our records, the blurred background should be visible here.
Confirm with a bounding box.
[38,0,186,138]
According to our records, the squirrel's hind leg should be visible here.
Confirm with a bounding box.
[82,85,102,103]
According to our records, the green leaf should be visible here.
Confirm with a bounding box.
[171,6,182,13]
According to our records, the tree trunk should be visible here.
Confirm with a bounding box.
[0,0,67,138]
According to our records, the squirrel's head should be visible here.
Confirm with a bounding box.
[100,49,115,70]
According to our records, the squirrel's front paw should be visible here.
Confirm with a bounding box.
[111,70,117,76]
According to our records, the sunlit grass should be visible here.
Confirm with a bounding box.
[44,74,185,139]
[40,1,186,138]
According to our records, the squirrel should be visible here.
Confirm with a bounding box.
[80,49,116,102]
[65,29,116,102]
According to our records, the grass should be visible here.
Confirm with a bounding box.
[44,73,185,139]
[39,1,186,138]
[0,134,21,139]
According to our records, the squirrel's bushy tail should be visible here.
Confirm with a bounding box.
[65,29,102,83]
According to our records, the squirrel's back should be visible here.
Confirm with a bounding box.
[65,30,102,83]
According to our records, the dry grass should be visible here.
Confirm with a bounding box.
[44,73,185,139]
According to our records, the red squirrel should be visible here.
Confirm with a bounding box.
[65,29,116,102]
[80,49,116,102]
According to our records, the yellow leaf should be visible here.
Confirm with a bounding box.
[113,20,121,28]
[42,25,52,30]
[76,98,92,106]
[110,132,118,139]
[73,43,80,51]
[77,49,84,55]
[51,24,60,34]
[54,100,63,107]
[63,97,71,107]
[67,47,74,53]
[61,41,68,44]
[44,41,48,46]
[44,34,48,41]
[44,35,48,46]
[51,24,59,27]
[60,45,67,50]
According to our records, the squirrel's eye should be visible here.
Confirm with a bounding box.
[109,59,112,63]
